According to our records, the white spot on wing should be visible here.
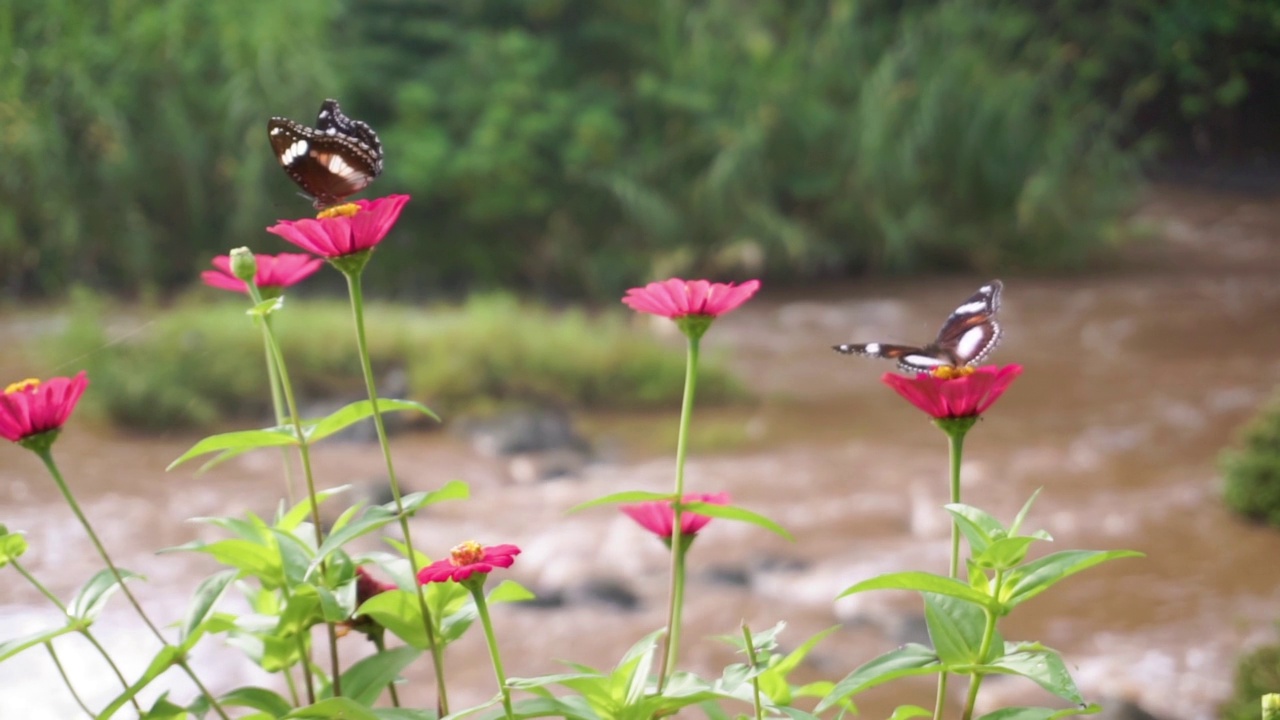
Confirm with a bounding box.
[863,343,880,354]
[281,140,308,165]
[903,355,948,368]
[952,300,986,315]
[955,326,987,360]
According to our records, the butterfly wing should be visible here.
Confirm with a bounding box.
[930,280,1002,366]
[832,342,952,372]
[268,99,383,209]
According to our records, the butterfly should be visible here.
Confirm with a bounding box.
[267,99,384,209]
[832,280,1003,372]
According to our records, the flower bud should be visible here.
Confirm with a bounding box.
[229,247,258,283]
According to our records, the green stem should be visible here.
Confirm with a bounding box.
[11,559,140,714]
[277,582,316,705]
[933,419,970,720]
[468,584,514,720]
[947,430,965,578]
[960,571,1002,720]
[371,632,402,707]
[254,297,342,698]
[741,623,764,720]
[44,643,93,716]
[259,313,297,505]
[34,449,231,720]
[344,271,448,715]
[656,335,700,690]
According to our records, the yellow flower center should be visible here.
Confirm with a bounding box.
[4,378,39,394]
[931,366,975,380]
[449,540,484,566]
[317,203,360,219]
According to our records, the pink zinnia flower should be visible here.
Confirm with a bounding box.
[417,541,521,584]
[266,194,410,259]
[621,492,730,539]
[0,372,89,442]
[201,252,323,294]
[882,365,1022,419]
[623,278,760,320]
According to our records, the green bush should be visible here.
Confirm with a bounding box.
[40,290,747,431]
[1221,393,1280,526]
[1220,640,1280,720]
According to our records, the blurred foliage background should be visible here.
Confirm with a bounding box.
[3,0,1279,300]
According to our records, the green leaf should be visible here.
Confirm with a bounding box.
[279,486,351,531]
[142,693,188,719]
[975,704,1101,720]
[278,585,324,635]
[945,503,1004,555]
[358,590,430,650]
[977,537,1039,570]
[567,491,674,513]
[1003,550,1143,608]
[170,538,284,588]
[168,427,300,469]
[924,593,997,666]
[68,568,143,620]
[816,645,940,712]
[0,624,81,662]
[97,645,183,718]
[386,480,471,516]
[984,647,1084,704]
[371,710,434,720]
[683,502,794,542]
[371,711,434,720]
[307,399,439,444]
[286,697,381,719]
[329,646,421,705]
[1008,489,1044,536]
[0,527,28,567]
[248,296,285,317]
[181,569,236,646]
[219,686,293,716]
[312,506,401,572]
[487,579,535,604]
[889,706,934,720]
[838,571,997,609]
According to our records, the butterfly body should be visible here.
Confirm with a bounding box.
[833,280,1003,373]
[268,99,383,209]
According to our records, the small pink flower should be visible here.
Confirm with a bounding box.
[621,492,730,538]
[0,372,89,442]
[882,365,1022,419]
[417,541,521,584]
[201,253,323,294]
[622,278,760,320]
[266,194,410,259]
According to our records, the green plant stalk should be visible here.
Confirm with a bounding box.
[34,448,231,720]
[44,642,92,716]
[468,584,514,720]
[11,559,140,714]
[251,286,343,698]
[371,632,402,707]
[259,313,297,504]
[933,421,971,720]
[741,623,764,720]
[656,335,700,690]
[277,581,317,704]
[344,271,448,715]
[960,571,1003,720]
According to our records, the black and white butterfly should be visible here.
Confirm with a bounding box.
[267,99,384,209]
[833,280,1003,372]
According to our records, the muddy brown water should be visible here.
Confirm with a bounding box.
[2,185,1280,719]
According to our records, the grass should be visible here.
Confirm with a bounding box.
[35,289,748,432]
